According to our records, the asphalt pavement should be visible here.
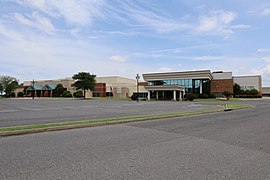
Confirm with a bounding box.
[0,100,270,179]
[0,99,221,127]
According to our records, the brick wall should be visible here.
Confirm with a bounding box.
[94,83,106,97]
[211,79,233,94]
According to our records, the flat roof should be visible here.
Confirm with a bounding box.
[233,75,261,78]
[143,70,213,81]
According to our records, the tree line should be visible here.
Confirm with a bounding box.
[0,72,96,99]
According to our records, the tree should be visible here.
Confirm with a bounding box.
[72,72,96,99]
[249,88,258,95]
[62,90,72,97]
[73,90,83,98]
[0,75,19,96]
[54,84,66,97]
[223,91,232,100]
[0,83,3,95]
[233,83,241,95]
[186,94,196,101]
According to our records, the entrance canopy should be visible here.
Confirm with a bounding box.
[144,85,185,101]
[144,85,184,91]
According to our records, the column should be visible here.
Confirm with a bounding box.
[179,91,182,101]
[148,91,150,100]
[156,91,159,100]
[200,80,203,94]
[173,90,176,101]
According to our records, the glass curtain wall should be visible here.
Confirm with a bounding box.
[148,79,210,94]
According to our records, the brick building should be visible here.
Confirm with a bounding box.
[142,70,262,100]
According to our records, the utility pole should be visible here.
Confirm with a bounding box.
[32,79,36,99]
[135,74,140,102]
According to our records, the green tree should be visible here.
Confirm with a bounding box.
[0,83,3,95]
[233,83,241,95]
[72,72,96,99]
[0,75,19,96]
[62,90,72,97]
[54,84,66,97]
[249,88,258,95]
[223,91,232,100]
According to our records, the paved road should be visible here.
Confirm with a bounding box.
[1,100,270,179]
[0,99,221,127]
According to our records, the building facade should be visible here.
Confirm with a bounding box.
[262,87,270,97]
[233,75,262,96]
[19,76,147,99]
[143,70,213,101]
[143,70,262,100]
[211,72,233,97]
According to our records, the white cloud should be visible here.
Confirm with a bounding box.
[16,0,106,26]
[110,55,127,63]
[191,56,225,61]
[196,10,237,35]
[230,24,250,30]
[96,0,191,33]
[13,12,55,34]
[158,67,173,72]
[250,57,270,86]
[261,7,270,16]
[257,48,270,53]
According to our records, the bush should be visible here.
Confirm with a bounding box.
[198,93,208,98]
[17,92,24,97]
[208,93,216,98]
[62,90,72,97]
[234,94,240,98]
[223,91,232,100]
[73,90,83,98]
[249,88,258,95]
[6,92,15,98]
[131,94,138,101]
[186,94,196,101]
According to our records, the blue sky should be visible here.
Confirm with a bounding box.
[0,0,270,86]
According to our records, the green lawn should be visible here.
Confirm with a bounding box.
[0,109,223,133]
[0,98,252,136]
[195,98,252,109]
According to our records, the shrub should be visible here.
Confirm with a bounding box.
[17,92,24,97]
[198,93,208,98]
[6,92,15,98]
[234,95,240,98]
[249,88,258,95]
[73,90,83,98]
[62,90,72,97]
[131,94,138,101]
[186,94,196,101]
[208,93,216,98]
[223,91,232,100]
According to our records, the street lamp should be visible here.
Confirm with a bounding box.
[135,74,140,102]
[31,79,36,99]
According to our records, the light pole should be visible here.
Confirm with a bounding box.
[135,74,140,102]
[31,79,36,99]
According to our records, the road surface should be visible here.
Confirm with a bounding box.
[0,100,270,179]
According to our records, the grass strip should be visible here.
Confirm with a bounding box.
[0,103,252,137]
[195,99,252,109]
[0,109,224,135]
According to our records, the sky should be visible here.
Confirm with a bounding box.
[0,0,270,86]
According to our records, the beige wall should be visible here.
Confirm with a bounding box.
[212,72,232,80]
[96,76,147,98]
[22,76,147,98]
[233,75,262,95]
[262,87,270,96]
[233,76,262,90]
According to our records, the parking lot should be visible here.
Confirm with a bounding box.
[0,99,222,127]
